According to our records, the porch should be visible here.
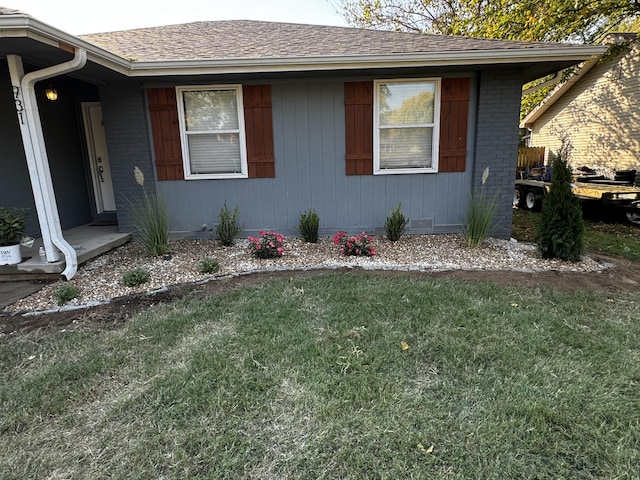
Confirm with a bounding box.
[0,225,131,280]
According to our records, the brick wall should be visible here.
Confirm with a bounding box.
[99,83,155,232]
[474,69,523,239]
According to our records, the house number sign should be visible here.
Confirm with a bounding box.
[13,85,25,125]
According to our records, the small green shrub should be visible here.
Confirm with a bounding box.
[384,203,409,241]
[216,203,242,246]
[536,141,584,262]
[299,209,320,243]
[198,257,220,274]
[122,267,151,287]
[465,167,497,248]
[54,284,80,306]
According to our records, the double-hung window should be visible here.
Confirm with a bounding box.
[373,78,440,174]
[176,85,248,179]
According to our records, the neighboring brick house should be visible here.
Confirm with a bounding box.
[1,8,604,255]
[522,33,640,173]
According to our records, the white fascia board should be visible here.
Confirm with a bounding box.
[520,53,602,128]
[128,46,607,77]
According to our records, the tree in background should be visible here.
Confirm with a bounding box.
[338,1,640,122]
[338,0,640,43]
[536,139,584,262]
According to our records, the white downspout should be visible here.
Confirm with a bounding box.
[7,49,87,280]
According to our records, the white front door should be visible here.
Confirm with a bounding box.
[82,102,116,214]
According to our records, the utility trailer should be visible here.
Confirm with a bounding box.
[513,179,640,225]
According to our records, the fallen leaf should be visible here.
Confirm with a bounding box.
[417,443,434,454]
[401,341,409,351]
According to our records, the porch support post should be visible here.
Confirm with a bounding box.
[6,55,59,263]
[7,50,87,280]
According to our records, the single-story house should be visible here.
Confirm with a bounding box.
[1,7,604,278]
[522,33,639,172]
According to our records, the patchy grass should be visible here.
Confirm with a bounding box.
[512,208,640,262]
[2,273,640,479]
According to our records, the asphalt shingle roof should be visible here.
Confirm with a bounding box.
[79,20,571,62]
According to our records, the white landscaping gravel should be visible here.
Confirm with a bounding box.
[3,234,605,314]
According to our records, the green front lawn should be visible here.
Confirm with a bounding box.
[2,273,639,478]
[512,208,640,262]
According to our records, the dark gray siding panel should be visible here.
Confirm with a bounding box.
[474,69,523,239]
[156,78,478,237]
[1,62,95,233]
[100,83,156,231]
[0,62,37,234]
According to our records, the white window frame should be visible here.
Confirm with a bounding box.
[373,78,441,175]
[176,85,248,180]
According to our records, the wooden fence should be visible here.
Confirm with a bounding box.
[517,146,546,168]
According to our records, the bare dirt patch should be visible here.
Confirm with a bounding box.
[1,251,637,336]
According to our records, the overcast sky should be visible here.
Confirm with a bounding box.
[13,0,348,34]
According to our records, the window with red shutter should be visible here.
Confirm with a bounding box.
[344,77,470,175]
[151,84,275,180]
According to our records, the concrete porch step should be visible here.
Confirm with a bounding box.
[0,225,131,280]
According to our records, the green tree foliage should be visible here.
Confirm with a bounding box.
[339,0,640,43]
[536,142,585,262]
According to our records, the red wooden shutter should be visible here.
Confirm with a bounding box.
[243,85,275,178]
[439,78,470,173]
[344,81,373,175]
[147,88,184,181]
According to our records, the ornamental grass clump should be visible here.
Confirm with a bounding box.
[333,231,376,256]
[216,203,242,247]
[299,209,320,243]
[248,231,285,258]
[129,166,170,256]
[384,203,409,241]
[465,167,497,248]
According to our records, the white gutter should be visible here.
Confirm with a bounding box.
[522,71,562,95]
[6,49,87,280]
[122,47,607,76]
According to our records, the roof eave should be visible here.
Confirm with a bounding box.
[0,14,132,74]
[128,47,607,76]
[520,53,602,128]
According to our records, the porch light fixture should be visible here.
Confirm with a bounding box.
[44,85,58,101]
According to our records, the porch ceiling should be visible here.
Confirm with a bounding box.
[0,36,129,84]
[0,36,73,67]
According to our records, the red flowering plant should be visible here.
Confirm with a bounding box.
[248,230,285,259]
[332,231,376,257]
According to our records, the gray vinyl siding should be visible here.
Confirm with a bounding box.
[0,62,34,235]
[153,78,477,238]
[103,72,522,239]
